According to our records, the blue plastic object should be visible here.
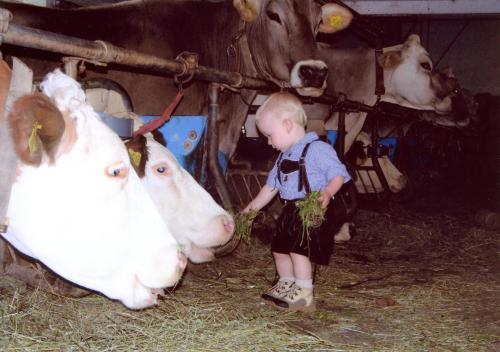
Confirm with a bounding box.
[325,130,398,161]
[378,137,398,161]
[326,130,338,146]
[218,151,229,175]
[141,115,207,175]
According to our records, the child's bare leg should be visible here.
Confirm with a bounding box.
[273,252,294,278]
[290,253,312,282]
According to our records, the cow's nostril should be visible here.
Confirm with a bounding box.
[319,67,328,80]
[299,65,314,79]
[299,65,328,88]
[222,216,235,235]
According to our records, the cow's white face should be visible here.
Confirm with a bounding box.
[383,34,456,114]
[127,135,235,264]
[4,70,186,310]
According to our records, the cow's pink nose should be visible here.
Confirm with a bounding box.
[222,215,235,235]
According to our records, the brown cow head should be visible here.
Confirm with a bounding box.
[234,0,352,97]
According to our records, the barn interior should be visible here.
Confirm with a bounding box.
[0,1,499,351]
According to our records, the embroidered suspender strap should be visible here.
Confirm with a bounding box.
[298,139,319,193]
[276,152,284,185]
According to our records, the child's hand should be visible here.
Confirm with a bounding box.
[319,188,334,209]
[234,210,260,243]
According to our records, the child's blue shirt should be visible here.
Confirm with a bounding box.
[266,132,351,200]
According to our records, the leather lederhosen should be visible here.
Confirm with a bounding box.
[271,140,356,265]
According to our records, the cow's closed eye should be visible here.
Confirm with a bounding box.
[106,162,129,179]
[420,62,432,71]
[266,10,282,25]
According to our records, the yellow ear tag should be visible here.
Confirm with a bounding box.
[328,15,344,30]
[28,121,43,156]
[128,148,142,168]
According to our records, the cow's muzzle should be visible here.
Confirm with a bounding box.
[290,60,328,97]
[298,65,328,88]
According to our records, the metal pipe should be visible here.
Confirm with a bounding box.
[369,112,391,193]
[0,18,408,121]
[337,110,346,160]
[207,83,233,213]
[63,57,78,79]
[208,83,241,258]
[1,22,276,91]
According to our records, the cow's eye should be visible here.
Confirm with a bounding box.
[452,88,460,95]
[267,10,282,25]
[106,162,129,179]
[154,162,171,176]
[420,62,432,71]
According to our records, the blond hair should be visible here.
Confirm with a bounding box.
[255,92,307,127]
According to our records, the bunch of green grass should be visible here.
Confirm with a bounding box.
[234,209,260,243]
[296,191,325,243]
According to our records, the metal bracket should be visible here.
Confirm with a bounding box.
[174,51,199,88]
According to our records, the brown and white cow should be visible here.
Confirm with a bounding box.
[305,34,468,193]
[2,68,187,309]
[125,132,235,264]
[0,0,353,159]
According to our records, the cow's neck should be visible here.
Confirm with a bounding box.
[324,46,377,105]
[213,29,258,157]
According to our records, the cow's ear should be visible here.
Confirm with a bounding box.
[379,51,402,69]
[233,0,261,22]
[151,129,166,147]
[125,134,148,178]
[319,3,352,33]
[8,93,65,166]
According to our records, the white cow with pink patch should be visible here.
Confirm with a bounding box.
[2,68,236,308]
[3,69,187,309]
[125,133,235,264]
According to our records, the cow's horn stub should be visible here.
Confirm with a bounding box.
[406,34,421,45]
[233,0,260,22]
[319,3,353,34]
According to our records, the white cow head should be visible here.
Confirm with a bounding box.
[4,69,186,309]
[125,133,235,264]
[234,0,353,97]
[381,34,463,115]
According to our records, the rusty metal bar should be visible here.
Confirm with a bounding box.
[1,21,277,91]
[208,83,233,213]
[0,17,408,118]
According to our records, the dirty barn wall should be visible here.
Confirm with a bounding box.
[402,18,500,211]
[403,18,500,95]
